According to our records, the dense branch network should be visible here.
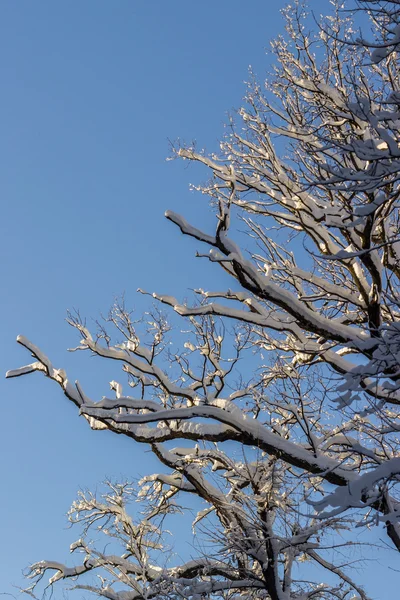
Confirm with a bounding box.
[7,1,400,599]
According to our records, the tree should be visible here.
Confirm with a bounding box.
[7,1,400,598]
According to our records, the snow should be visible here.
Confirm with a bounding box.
[8,2,400,597]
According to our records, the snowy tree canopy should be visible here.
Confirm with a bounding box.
[7,1,400,599]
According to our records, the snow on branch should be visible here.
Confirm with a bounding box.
[8,2,400,598]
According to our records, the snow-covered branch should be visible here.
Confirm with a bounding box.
[8,2,400,598]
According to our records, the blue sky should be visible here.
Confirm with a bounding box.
[0,1,398,597]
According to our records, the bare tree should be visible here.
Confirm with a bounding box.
[7,1,400,598]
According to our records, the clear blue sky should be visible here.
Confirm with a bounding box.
[0,1,398,597]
